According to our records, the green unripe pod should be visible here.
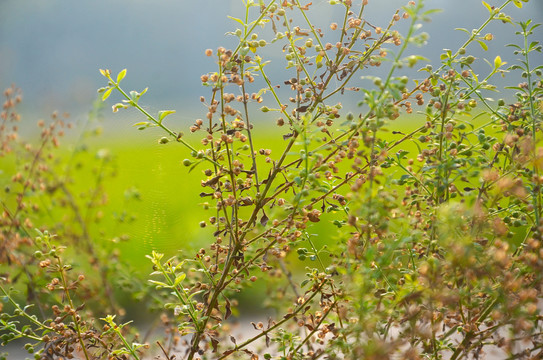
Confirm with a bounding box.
[182,159,192,166]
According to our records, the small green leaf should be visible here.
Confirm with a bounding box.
[129,91,138,101]
[116,69,127,83]
[227,16,246,26]
[421,9,443,16]
[158,110,176,124]
[494,55,502,68]
[148,280,170,288]
[513,0,523,8]
[102,87,113,101]
[131,343,147,351]
[133,122,150,127]
[477,39,488,51]
[112,349,130,356]
[255,88,268,98]
[481,1,492,13]
[454,27,471,35]
[173,273,186,287]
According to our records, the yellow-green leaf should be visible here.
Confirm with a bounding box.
[494,55,502,68]
[102,87,113,101]
[116,69,127,83]
[477,39,488,51]
[158,110,176,123]
[481,1,492,13]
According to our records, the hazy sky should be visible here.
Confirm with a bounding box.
[0,0,541,127]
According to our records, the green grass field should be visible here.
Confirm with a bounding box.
[0,112,474,272]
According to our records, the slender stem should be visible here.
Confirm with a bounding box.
[240,80,261,192]
[523,23,542,234]
[0,285,53,332]
[216,280,327,359]
[112,82,220,167]
[55,256,91,360]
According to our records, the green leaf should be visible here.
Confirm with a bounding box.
[133,121,150,127]
[132,342,147,351]
[513,0,523,8]
[102,87,113,101]
[255,88,268,99]
[481,1,492,13]
[494,55,502,68]
[189,160,203,173]
[477,39,488,51]
[112,349,130,356]
[158,110,176,124]
[529,41,541,51]
[148,280,170,288]
[116,69,127,83]
[421,9,443,16]
[227,16,245,26]
[129,91,139,103]
[173,273,186,287]
[454,27,470,35]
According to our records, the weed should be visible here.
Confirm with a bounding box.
[2,0,542,359]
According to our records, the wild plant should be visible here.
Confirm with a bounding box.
[98,0,543,358]
[1,0,542,359]
[0,88,145,358]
